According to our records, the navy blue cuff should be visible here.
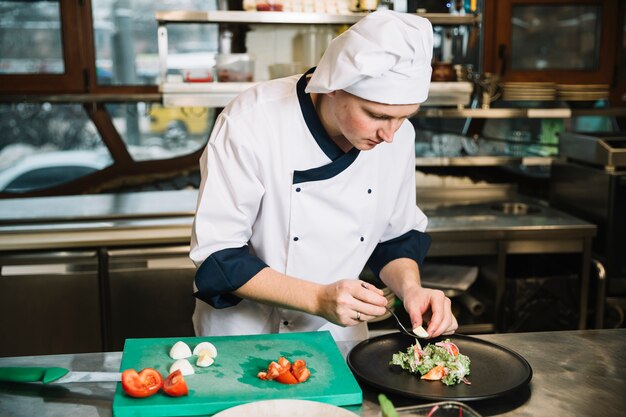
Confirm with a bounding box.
[194,245,268,309]
[366,230,432,278]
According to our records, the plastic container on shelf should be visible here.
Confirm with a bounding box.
[183,69,214,83]
[215,54,255,82]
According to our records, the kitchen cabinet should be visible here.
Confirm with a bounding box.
[0,250,102,357]
[0,244,198,356]
[0,192,198,356]
[105,246,196,351]
[482,0,619,85]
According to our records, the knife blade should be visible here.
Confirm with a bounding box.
[0,367,121,384]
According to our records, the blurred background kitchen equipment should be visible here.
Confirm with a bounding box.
[431,133,464,156]
[431,62,456,82]
[505,130,532,157]
[420,264,483,317]
[551,131,626,328]
[476,72,501,108]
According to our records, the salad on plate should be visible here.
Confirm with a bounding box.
[390,339,471,386]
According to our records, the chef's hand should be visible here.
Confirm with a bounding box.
[316,279,388,327]
[403,285,458,338]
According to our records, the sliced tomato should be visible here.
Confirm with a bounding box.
[266,361,283,380]
[448,343,459,356]
[121,368,163,398]
[163,369,189,397]
[292,366,311,383]
[277,357,291,369]
[291,359,306,371]
[274,358,298,384]
[257,357,311,384]
[290,359,309,382]
[436,341,460,357]
[421,365,446,381]
[275,369,299,384]
[412,345,424,364]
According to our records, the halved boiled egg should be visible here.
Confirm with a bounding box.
[196,350,215,368]
[412,325,429,338]
[193,341,217,358]
[169,341,192,360]
[170,358,195,376]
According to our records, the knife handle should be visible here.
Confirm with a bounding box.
[0,367,69,384]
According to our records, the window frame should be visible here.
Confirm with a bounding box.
[0,0,88,93]
[483,0,619,84]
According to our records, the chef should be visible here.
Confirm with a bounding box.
[190,10,458,342]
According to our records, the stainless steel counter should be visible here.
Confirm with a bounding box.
[0,188,595,252]
[1,329,624,417]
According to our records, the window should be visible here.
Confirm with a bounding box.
[485,0,619,84]
[0,103,112,193]
[106,103,212,160]
[0,1,217,196]
[511,5,601,71]
[92,0,219,86]
[0,0,83,92]
[0,1,64,74]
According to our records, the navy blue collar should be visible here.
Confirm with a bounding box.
[294,68,360,185]
[296,67,346,162]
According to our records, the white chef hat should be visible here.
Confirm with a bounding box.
[305,10,433,105]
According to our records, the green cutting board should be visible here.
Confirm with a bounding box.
[112,331,362,417]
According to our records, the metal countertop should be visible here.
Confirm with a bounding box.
[0,190,199,224]
[0,329,624,417]
[0,189,595,252]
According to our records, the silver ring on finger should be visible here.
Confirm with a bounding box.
[356,311,362,321]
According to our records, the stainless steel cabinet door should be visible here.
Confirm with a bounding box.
[0,251,102,356]
[106,246,196,351]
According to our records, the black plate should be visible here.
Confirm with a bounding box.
[347,333,532,402]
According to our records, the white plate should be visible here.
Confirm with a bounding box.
[213,399,359,417]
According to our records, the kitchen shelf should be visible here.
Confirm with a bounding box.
[160,80,473,107]
[160,82,257,107]
[417,107,626,118]
[156,10,479,108]
[155,10,482,26]
[415,156,552,167]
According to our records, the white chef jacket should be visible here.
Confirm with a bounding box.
[190,69,430,342]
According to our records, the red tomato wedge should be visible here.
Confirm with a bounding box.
[277,357,291,369]
[275,369,299,384]
[258,357,311,384]
[291,359,306,370]
[436,341,460,357]
[121,368,163,398]
[292,366,311,382]
[163,369,189,397]
[291,359,310,382]
[421,365,446,381]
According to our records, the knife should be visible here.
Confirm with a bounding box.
[0,367,121,384]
